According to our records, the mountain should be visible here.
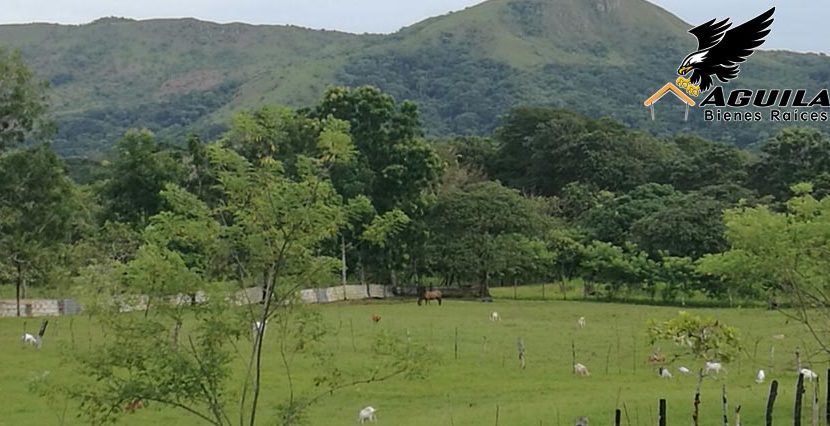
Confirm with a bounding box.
[2,0,829,157]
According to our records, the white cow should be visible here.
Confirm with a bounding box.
[490,311,500,321]
[801,368,818,381]
[677,366,691,375]
[756,369,765,384]
[252,320,267,335]
[21,333,40,348]
[658,367,672,378]
[577,316,586,328]
[358,406,377,423]
[704,361,724,375]
[574,363,590,376]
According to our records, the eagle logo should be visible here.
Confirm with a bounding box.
[677,7,775,95]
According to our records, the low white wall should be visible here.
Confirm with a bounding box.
[0,285,392,317]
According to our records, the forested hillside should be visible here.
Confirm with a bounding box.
[2,0,830,156]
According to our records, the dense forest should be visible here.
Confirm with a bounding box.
[3,0,830,156]
[4,39,830,310]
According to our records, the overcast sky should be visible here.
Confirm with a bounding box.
[2,0,827,53]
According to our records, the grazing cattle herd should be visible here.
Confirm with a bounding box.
[10,296,822,425]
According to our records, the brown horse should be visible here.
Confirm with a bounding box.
[418,289,442,306]
[124,399,145,413]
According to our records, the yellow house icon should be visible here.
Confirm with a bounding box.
[644,82,696,121]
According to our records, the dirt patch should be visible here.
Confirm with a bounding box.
[158,70,225,96]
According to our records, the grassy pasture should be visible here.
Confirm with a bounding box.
[0,297,824,426]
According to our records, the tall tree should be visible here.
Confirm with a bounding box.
[698,183,830,355]
[0,48,53,151]
[580,183,682,247]
[312,86,442,213]
[99,129,184,228]
[749,128,830,201]
[62,142,428,425]
[666,135,749,191]
[426,181,550,295]
[0,145,81,313]
[630,194,728,259]
[492,107,672,195]
[312,86,443,284]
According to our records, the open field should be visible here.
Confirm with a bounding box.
[0,298,824,426]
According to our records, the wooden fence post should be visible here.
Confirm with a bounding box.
[658,399,667,426]
[722,385,729,426]
[826,369,830,426]
[735,405,741,426]
[571,339,576,374]
[795,373,805,426]
[454,327,458,361]
[766,380,778,426]
[693,369,703,426]
[517,337,526,369]
[811,378,818,426]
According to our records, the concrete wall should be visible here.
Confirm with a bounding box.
[0,285,392,317]
[0,299,81,317]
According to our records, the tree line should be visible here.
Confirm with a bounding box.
[6,45,830,423]
[5,51,830,305]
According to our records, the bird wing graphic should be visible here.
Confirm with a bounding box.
[689,17,732,51]
[707,7,775,76]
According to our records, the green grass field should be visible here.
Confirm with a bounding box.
[0,297,824,426]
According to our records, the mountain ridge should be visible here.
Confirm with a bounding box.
[1,0,828,156]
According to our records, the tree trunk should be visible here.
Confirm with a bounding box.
[341,236,348,300]
[480,271,490,299]
[260,271,267,304]
[341,236,347,285]
[513,278,517,300]
[16,260,22,317]
[171,320,182,349]
[795,373,805,426]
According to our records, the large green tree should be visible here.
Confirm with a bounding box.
[99,129,185,227]
[749,128,830,201]
[698,184,830,354]
[580,183,682,247]
[491,107,672,196]
[0,48,53,151]
[665,135,748,192]
[62,140,428,425]
[425,181,551,295]
[311,86,441,211]
[311,86,443,284]
[0,145,82,313]
[629,194,728,259]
